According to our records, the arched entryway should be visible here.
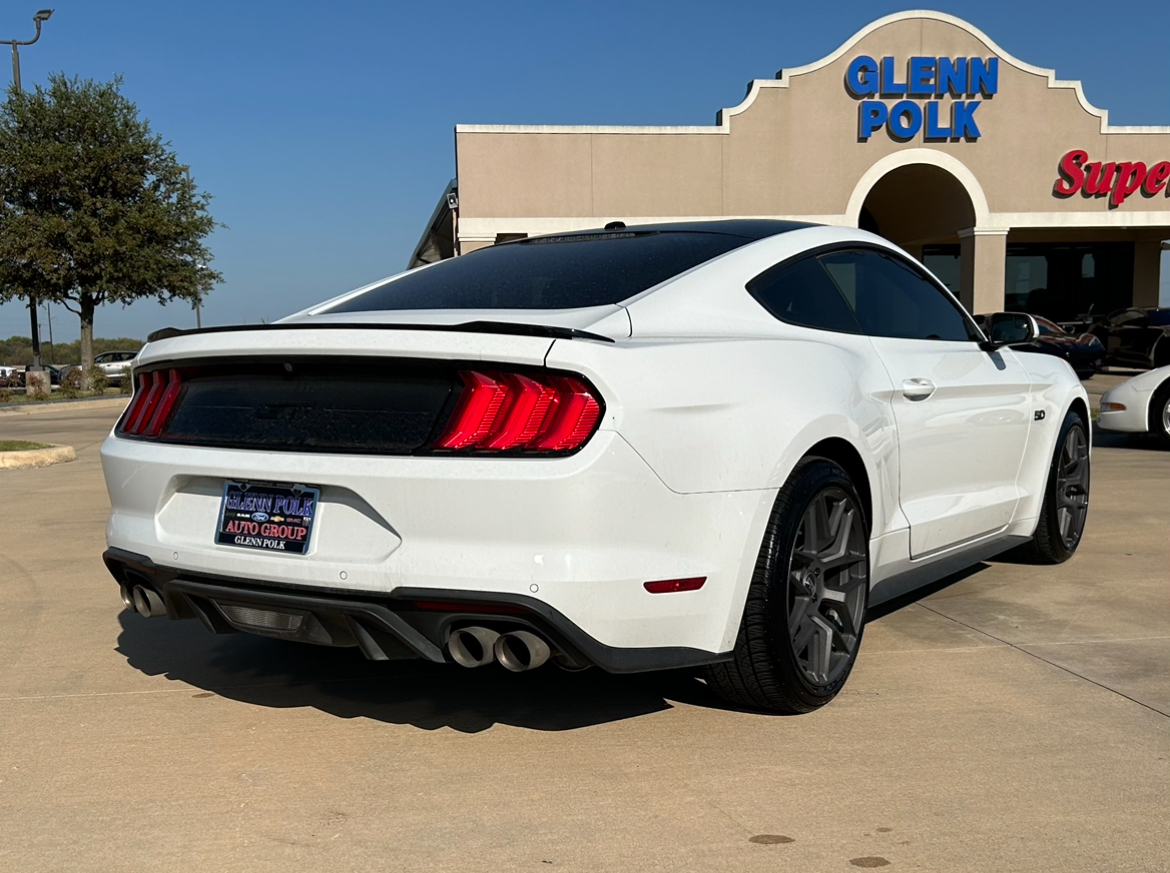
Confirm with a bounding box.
[860,164,976,306]
[848,151,1005,314]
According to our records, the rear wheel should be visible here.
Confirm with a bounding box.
[704,459,868,714]
[1028,411,1090,564]
[1150,382,1170,447]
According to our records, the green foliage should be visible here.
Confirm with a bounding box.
[0,335,143,366]
[86,366,110,393]
[0,439,51,451]
[0,74,221,369]
[0,388,12,403]
[58,366,84,397]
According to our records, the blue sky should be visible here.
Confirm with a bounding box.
[0,0,1166,344]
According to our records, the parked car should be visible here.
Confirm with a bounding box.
[1088,307,1170,370]
[59,351,139,386]
[975,313,1104,378]
[1097,364,1170,446]
[100,221,1090,714]
[94,350,139,385]
[21,364,62,386]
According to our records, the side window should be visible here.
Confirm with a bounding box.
[746,255,861,334]
[819,249,978,342]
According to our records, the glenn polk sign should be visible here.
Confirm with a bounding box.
[846,55,998,142]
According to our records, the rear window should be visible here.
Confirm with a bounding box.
[325,231,755,312]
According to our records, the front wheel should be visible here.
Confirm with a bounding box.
[1028,411,1090,564]
[704,459,869,714]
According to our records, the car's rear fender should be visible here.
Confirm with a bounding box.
[546,333,900,536]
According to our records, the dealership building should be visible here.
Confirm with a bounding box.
[411,10,1170,321]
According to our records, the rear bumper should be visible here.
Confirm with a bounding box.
[101,429,775,655]
[103,547,731,673]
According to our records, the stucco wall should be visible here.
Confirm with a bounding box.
[455,12,1170,236]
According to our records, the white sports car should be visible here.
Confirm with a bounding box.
[1097,364,1170,446]
[100,221,1091,713]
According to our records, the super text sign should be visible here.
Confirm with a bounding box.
[846,56,998,141]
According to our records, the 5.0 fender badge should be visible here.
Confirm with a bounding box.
[1034,410,1046,421]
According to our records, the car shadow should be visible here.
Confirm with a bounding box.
[1092,428,1168,451]
[114,612,730,733]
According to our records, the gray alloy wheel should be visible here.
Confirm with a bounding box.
[1161,395,1170,441]
[704,458,870,714]
[1027,411,1090,564]
[1054,423,1090,553]
[786,486,867,688]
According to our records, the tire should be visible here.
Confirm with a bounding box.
[1150,381,1170,447]
[704,458,869,714]
[1027,410,1090,564]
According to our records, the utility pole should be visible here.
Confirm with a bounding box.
[43,300,53,363]
[1,9,53,372]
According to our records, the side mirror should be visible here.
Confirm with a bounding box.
[980,312,1038,352]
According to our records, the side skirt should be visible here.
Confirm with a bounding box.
[867,535,1032,610]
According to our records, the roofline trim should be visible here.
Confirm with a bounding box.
[455,10,1169,137]
[457,211,1170,240]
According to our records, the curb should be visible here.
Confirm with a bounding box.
[0,397,130,416]
[0,444,77,470]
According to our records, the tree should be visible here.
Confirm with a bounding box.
[0,74,221,380]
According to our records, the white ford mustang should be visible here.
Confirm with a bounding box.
[100,221,1091,713]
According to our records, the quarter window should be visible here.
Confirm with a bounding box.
[746,256,861,334]
[819,249,979,342]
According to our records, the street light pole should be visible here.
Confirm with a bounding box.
[1,9,53,371]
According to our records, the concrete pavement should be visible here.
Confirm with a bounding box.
[0,403,1166,873]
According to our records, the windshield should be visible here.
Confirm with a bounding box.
[324,231,758,312]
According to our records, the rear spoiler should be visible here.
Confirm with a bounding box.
[146,320,616,344]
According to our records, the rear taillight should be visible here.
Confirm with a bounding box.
[434,369,602,453]
[119,369,182,436]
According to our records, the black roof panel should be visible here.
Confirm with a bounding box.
[324,219,819,314]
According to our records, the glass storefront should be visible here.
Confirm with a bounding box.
[1004,243,1133,322]
[923,242,1135,321]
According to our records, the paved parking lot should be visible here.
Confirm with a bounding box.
[1,392,1166,873]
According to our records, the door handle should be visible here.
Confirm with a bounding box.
[902,378,936,401]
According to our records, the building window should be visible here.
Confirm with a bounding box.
[922,245,960,297]
[1005,243,1133,322]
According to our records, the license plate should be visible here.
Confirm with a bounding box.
[216,481,319,555]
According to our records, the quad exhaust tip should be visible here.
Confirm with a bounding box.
[128,584,166,618]
[447,626,501,668]
[494,630,551,672]
[446,627,553,672]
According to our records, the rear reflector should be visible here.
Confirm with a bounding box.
[643,577,707,594]
[435,369,602,453]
